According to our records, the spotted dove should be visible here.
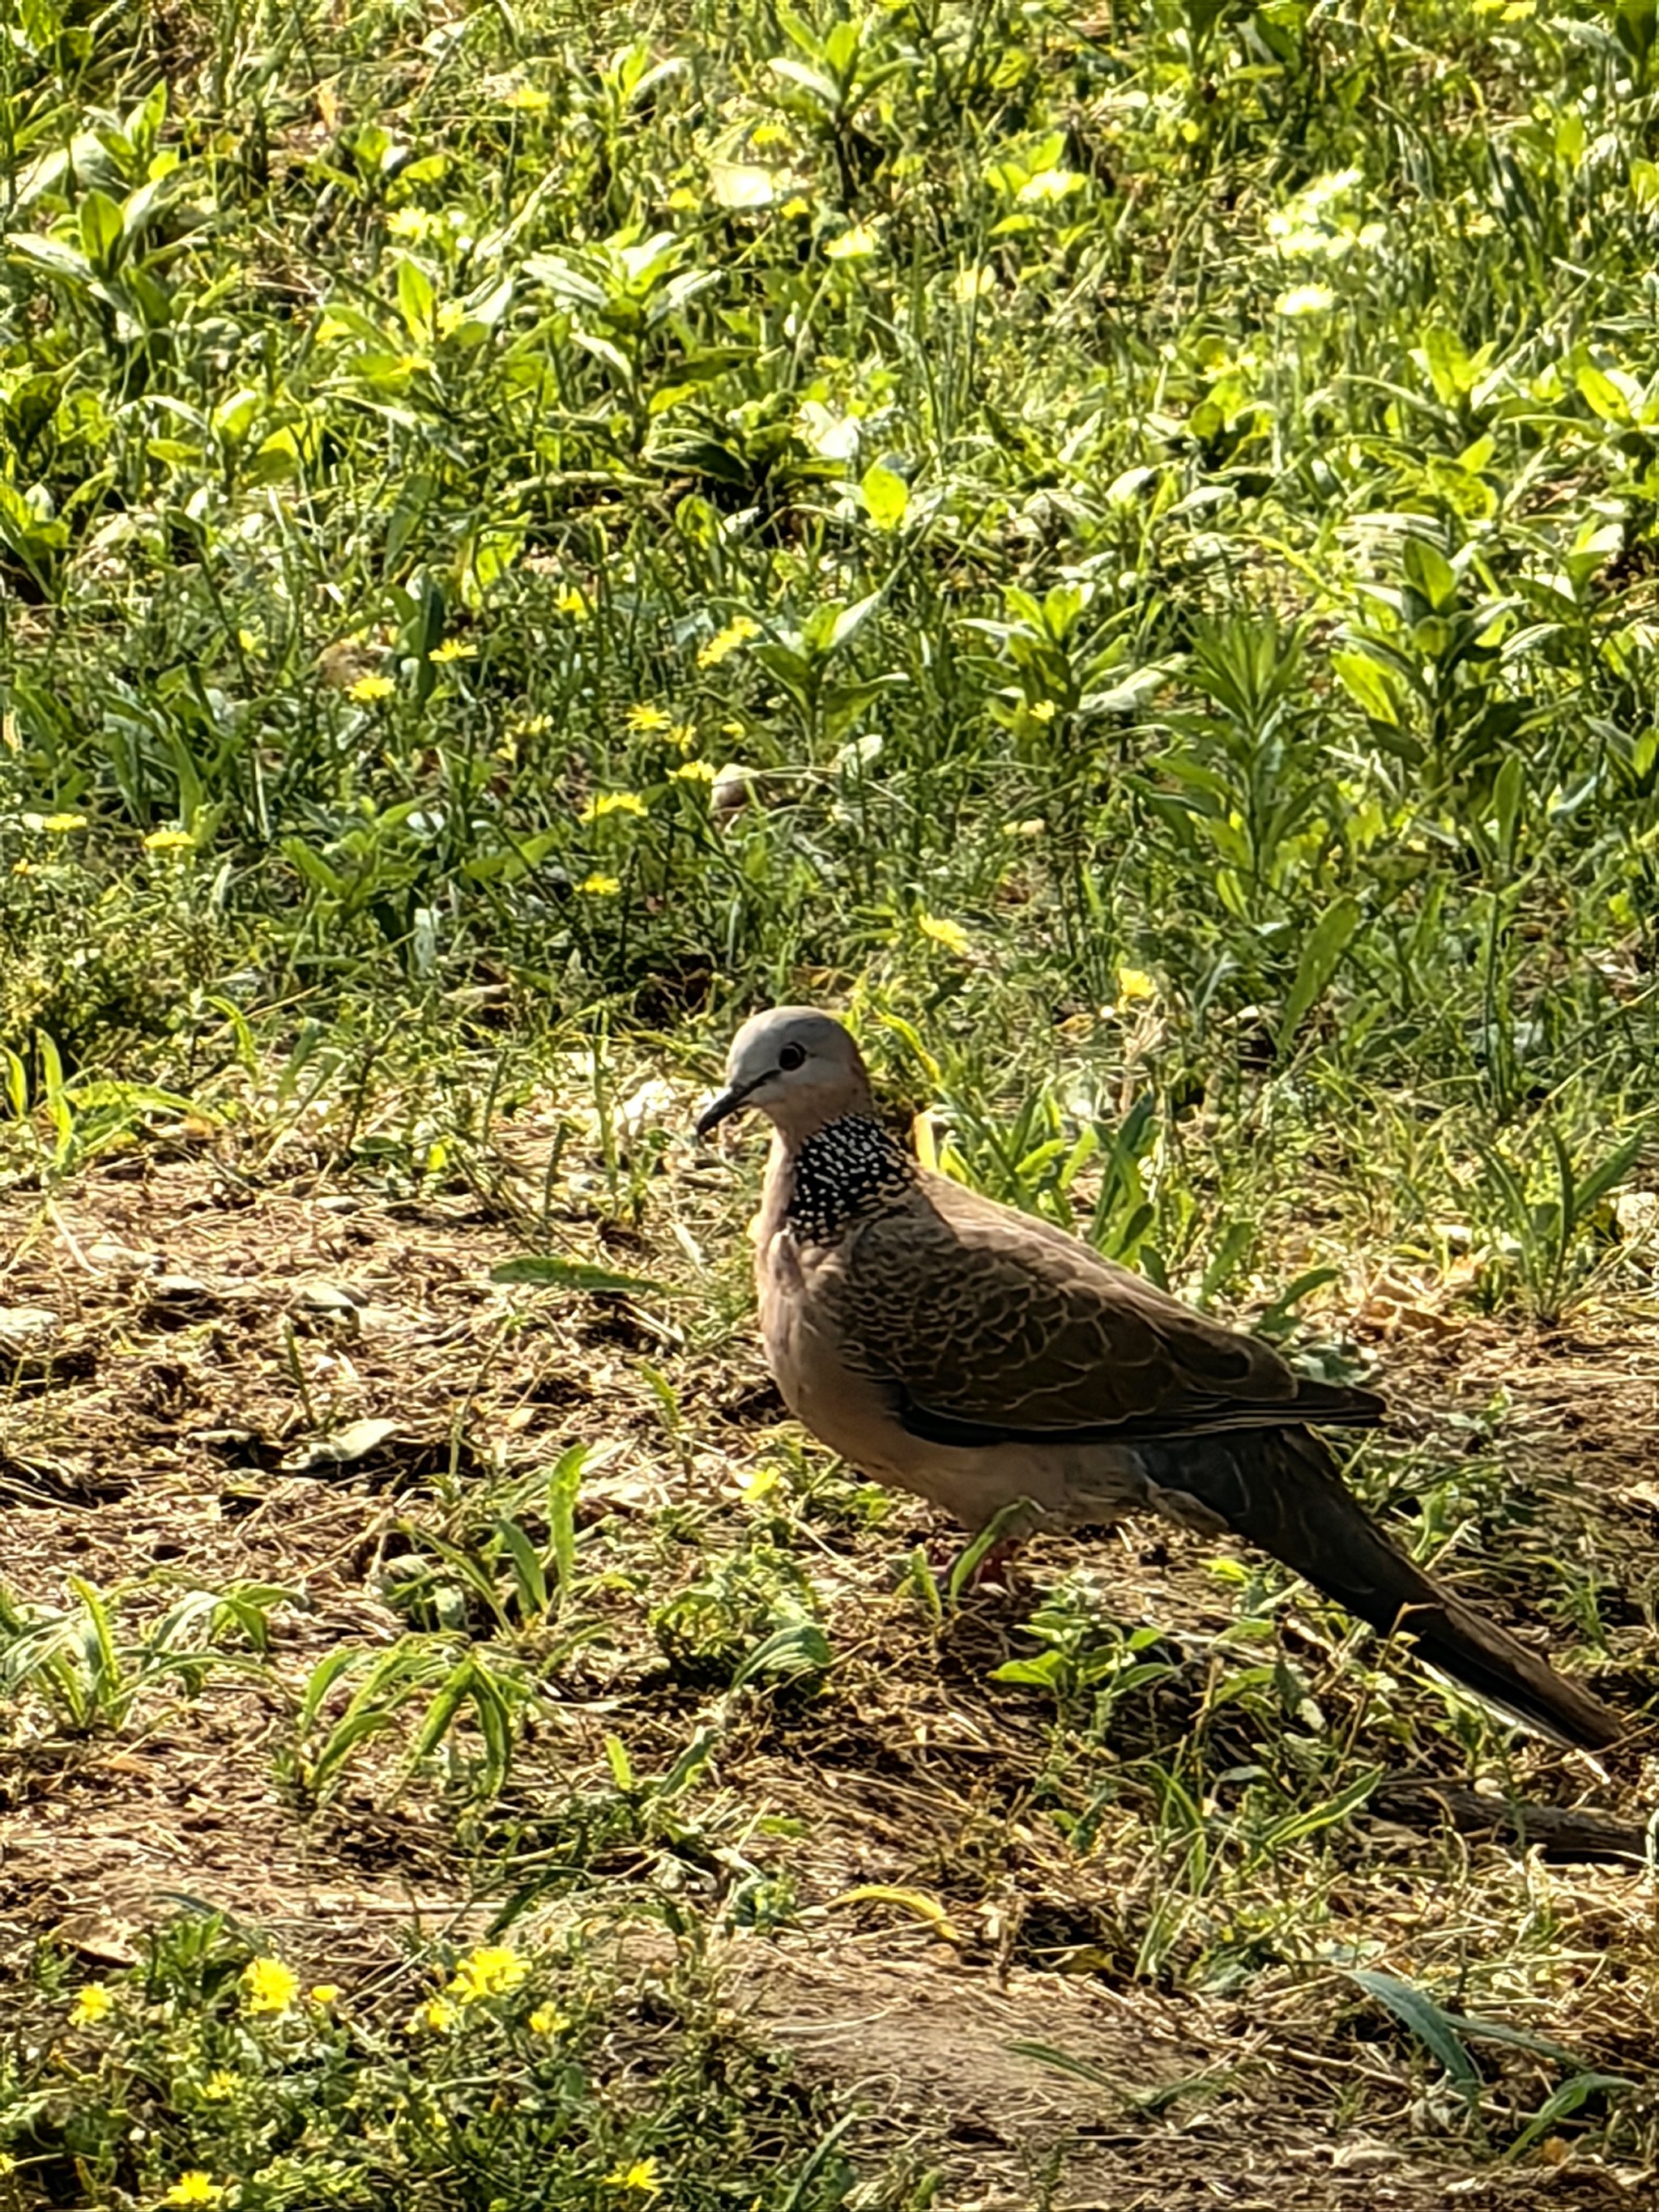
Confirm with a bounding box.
[697,1007,1620,1750]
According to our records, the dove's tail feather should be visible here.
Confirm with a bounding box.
[1145,1426,1621,1752]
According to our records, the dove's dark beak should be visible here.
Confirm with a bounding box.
[695,1076,761,1138]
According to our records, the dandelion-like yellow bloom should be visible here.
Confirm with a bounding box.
[429,639,476,663]
[527,2005,569,2035]
[163,2174,227,2206]
[605,2159,661,2193]
[697,616,759,670]
[1275,283,1336,318]
[577,874,621,896]
[666,721,698,749]
[203,2069,238,2101]
[672,760,717,783]
[416,1996,458,2032]
[448,1945,527,2005]
[825,220,879,260]
[41,812,88,833]
[241,1957,299,2016]
[918,913,971,957]
[309,1984,339,2006]
[581,791,648,820]
[143,829,194,853]
[1115,965,1157,1003]
[347,673,395,703]
[624,704,672,733]
[555,586,590,619]
[70,1984,113,2026]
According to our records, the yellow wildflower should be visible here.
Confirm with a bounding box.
[672,760,716,783]
[666,186,700,212]
[386,208,431,241]
[581,791,648,821]
[503,83,551,111]
[780,196,811,219]
[70,1983,113,2026]
[143,829,194,853]
[428,638,476,663]
[163,2176,227,2207]
[577,874,621,897]
[666,720,698,749]
[203,2069,237,2100]
[1276,283,1336,318]
[1115,965,1157,1003]
[41,812,88,833]
[309,1984,339,2006]
[625,704,672,733]
[555,586,590,619]
[241,1956,299,2016]
[606,2159,661,2193]
[347,673,395,703]
[527,2005,569,2035]
[697,615,760,669]
[416,1995,458,2032]
[825,220,879,260]
[918,913,972,957]
[448,1945,526,2005]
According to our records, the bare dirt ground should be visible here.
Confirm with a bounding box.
[2,1125,1657,2208]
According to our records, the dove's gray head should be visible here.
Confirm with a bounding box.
[696,1007,874,1141]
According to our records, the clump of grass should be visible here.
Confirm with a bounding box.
[2,1916,891,2211]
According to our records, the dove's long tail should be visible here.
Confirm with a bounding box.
[1145,1427,1621,1751]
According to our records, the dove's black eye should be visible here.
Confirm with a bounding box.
[778,1042,807,1072]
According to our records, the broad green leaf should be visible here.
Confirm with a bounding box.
[6,232,93,282]
[1350,1971,1481,2088]
[78,190,123,267]
[1576,363,1636,425]
[1418,326,1475,405]
[1331,646,1402,725]
[730,1621,833,1688]
[1277,897,1363,1054]
[768,55,841,109]
[1402,534,1458,614]
[395,257,435,341]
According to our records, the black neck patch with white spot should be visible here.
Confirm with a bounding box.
[787,1115,917,1244]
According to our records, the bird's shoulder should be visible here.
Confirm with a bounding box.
[907,1169,1273,1368]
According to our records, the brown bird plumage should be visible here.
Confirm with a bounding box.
[698,1008,1621,1751]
